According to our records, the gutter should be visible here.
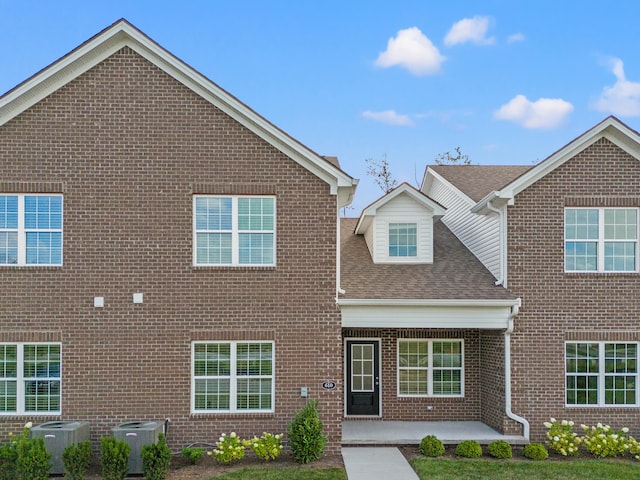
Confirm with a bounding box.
[337,298,520,307]
[504,299,529,440]
[485,200,506,286]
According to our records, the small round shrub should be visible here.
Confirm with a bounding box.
[455,440,482,458]
[524,443,549,461]
[181,447,205,465]
[487,440,512,459]
[419,435,445,457]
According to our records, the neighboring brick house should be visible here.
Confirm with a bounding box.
[419,116,640,440]
[0,20,357,453]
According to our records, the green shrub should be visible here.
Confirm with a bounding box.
[581,423,629,458]
[523,443,549,460]
[419,435,445,457]
[0,441,18,480]
[212,433,246,463]
[100,436,130,480]
[249,433,284,462]
[487,440,512,459]
[288,399,326,464]
[16,436,51,480]
[62,440,92,480]
[543,418,580,456]
[455,440,482,458]
[180,447,204,465]
[141,434,171,480]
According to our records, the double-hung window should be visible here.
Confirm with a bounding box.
[0,195,63,266]
[565,342,638,406]
[192,341,274,413]
[565,208,638,272]
[398,340,463,397]
[194,196,275,266]
[389,223,417,257]
[0,343,61,415]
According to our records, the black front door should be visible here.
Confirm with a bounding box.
[346,340,380,415]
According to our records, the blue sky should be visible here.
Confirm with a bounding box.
[2,1,640,212]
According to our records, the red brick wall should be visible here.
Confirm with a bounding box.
[0,47,344,453]
[343,328,482,421]
[507,137,640,441]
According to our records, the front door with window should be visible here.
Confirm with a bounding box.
[346,340,380,415]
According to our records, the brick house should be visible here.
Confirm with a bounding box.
[0,20,357,453]
[2,19,640,453]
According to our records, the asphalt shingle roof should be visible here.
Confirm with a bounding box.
[429,165,532,202]
[339,218,516,300]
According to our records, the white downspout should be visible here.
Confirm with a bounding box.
[336,204,345,304]
[504,299,529,440]
[486,201,506,286]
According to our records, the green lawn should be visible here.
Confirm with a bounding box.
[212,466,347,480]
[410,458,640,480]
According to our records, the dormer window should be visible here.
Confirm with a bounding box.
[389,223,417,257]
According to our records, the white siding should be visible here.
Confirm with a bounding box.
[372,193,433,263]
[427,176,501,278]
[341,305,511,329]
[364,221,374,257]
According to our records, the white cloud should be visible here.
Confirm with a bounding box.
[444,16,495,46]
[374,27,445,75]
[507,33,525,43]
[591,57,640,116]
[494,94,574,129]
[362,110,414,126]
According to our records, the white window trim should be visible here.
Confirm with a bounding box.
[397,339,464,398]
[0,194,63,266]
[564,207,639,273]
[191,340,275,414]
[565,341,639,408]
[0,342,62,416]
[192,195,276,267]
[383,220,420,264]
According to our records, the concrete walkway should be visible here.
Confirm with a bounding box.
[342,447,419,480]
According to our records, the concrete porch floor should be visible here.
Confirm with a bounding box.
[342,421,527,445]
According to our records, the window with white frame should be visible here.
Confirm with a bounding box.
[0,195,63,266]
[565,208,638,272]
[194,196,275,266]
[0,343,61,415]
[565,342,638,406]
[192,341,274,413]
[398,340,463,396]
[389,223,417,257]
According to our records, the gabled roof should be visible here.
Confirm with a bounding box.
[472,116,640,214]
[0,19,357,205]
[424,165,533,203]
[354,182,446,234]
[340,217,516,301]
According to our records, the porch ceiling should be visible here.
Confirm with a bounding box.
[342,421,527,445]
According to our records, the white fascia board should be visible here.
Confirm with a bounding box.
[422,168,476,205]
[338,298,520,307]
[340,302,517,329]
[471,117,640,215]
[0,21,357,198]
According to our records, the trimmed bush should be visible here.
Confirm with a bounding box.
[62,441,92,480]
[455,440,482,458]
[524,443,549,461]
[419,435,445,458]
[288,399,326,464]
[141,434,171,480]
[16,436,50,480]
[487,440,512,459]
[181,447,204,465]
[100,436,130,480]
[0,441,18,480]
[249,433,284,462]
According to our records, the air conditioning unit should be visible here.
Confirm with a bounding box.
[112,421,164,475]
[31,421,90,475]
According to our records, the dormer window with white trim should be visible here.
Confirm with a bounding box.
[354,183,445,265]
[389,223,417,257]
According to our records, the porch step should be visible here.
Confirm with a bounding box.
[342,447,419,480]
[342,420,528,445]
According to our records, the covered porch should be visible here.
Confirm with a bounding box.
[342,420,528,445]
